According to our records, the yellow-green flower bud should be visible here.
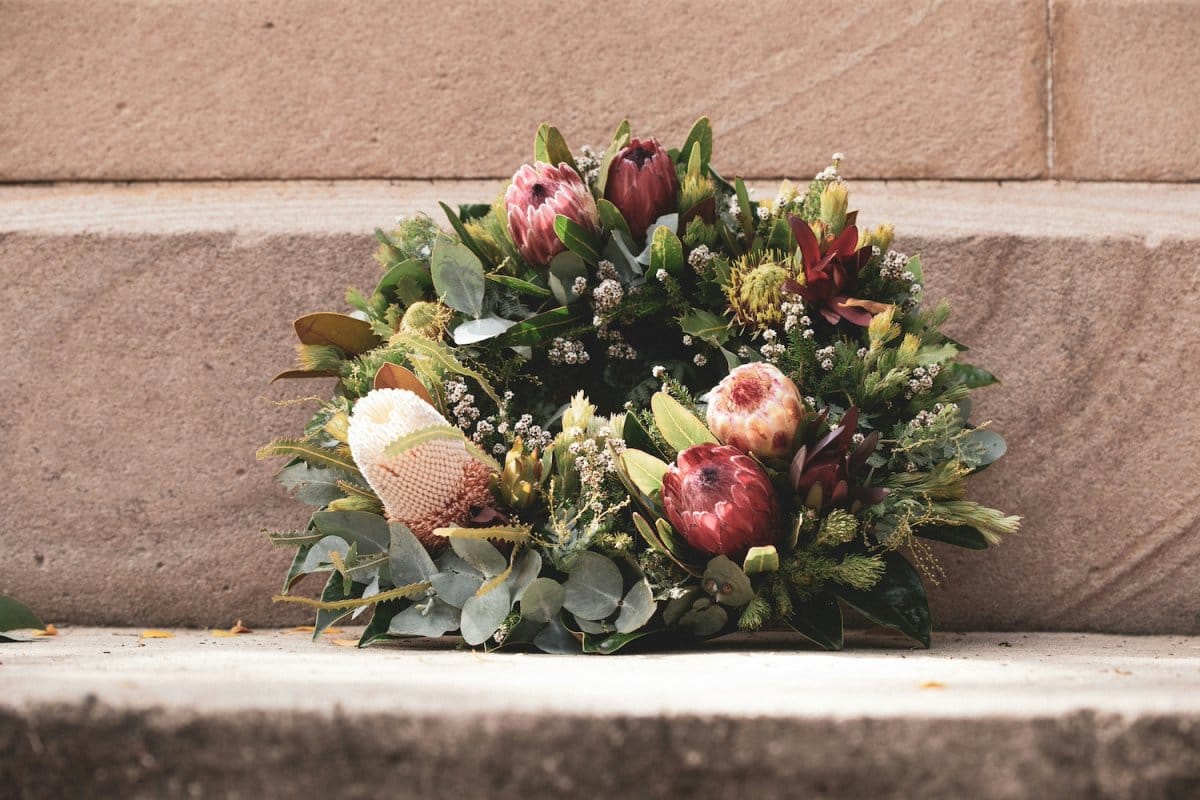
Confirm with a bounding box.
[497,438,542,509]
[859,223,894,253]
[323,410,351,444]
[819,183,849,235]
[399,301,453,341]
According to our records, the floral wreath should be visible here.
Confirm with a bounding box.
[259,118,1019,654]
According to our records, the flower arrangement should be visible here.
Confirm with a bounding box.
[259,118,1019,654]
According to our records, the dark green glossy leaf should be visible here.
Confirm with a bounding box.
[495,307,585,347]
[951,362,1000,389]
[649,225,684,275]
[485,273,552,298]
[596,198,632,238]
[314,573,365,638]
[357,598,409,647]
[835,551,931,648]
[582,629,657,655]
[917,524,990,550]
[784,592,843,651]
[554,215,603,264]
[0,596,42,633]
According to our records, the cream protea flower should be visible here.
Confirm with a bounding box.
[706,363,804,461]
[348,388,493,550]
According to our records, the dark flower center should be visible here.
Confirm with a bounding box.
[698,465,723,487]
[623,146,655,169]
[530,182,549,206]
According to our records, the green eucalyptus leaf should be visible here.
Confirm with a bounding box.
[507,549,543,602]
[615,579,656,633]
[562,552,624,620]
[451,538,508,577]
[521,578,566,624]
[452,315,516,345]
[702,556,754,607]
[964,429,1007,469]
[461,585,512,646]
[679,601,728,637]
[430,238,486,318]
[300,535,350,574]
[784,592,844,651]
[430,570,484,608]
[548,251,589,305]
[389,523,438,586]
[835,551,931,648]
[533,614,580,654]
[389,597,460,638]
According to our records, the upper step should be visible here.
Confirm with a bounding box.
[1,1,1198,181]
[2,629,1198,798]
[1,180,1199,634]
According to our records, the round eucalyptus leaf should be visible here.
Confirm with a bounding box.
[451,538,508,577]
[507,549,543,602]
[533,615,580,654]
[562,552,624,620]
[615,578,656,633]
[388,597,460,638]
[679,603,728,637]
[430,570,484,609]
[520,578,565,624]
[461,585,512,646]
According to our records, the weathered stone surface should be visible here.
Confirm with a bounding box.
[1052,1,1200,180]
[0,0,1047,180]
[1,630,1198,799]
[2,180,1199,633]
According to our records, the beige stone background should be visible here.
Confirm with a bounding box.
[1,0,1198,633]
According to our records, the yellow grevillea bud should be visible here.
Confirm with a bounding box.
[820,183,849,234]
[859,223,895,253]
[497,438,542,509]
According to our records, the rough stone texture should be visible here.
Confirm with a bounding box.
[2,180,1199,632]
[1,630,1198,799]
[0,0,1047,180]
[1052,1,1200,180]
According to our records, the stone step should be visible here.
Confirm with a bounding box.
[1,629,1198,798]
[2,1,1197,181]
[2,180,1199,634]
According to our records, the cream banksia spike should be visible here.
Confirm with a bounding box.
[706,363,804,461]
[348,388,493,551]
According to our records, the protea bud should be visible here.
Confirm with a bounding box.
[706,363,804,461]
[497,438,542,510]
[506,162,599,267]
[348,388,493,551]
[661,443,780,558]
[604,137,679,243]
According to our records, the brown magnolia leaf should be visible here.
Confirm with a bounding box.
[140,630,175,639]
[293,312,381,355]
[271,369,338,383]
[373,363,436,406]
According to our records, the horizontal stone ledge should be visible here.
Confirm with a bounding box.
[4,180,1200,242]
[2,180,1199,633]
[1,630,1198,799]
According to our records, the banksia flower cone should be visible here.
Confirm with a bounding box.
[706,363,804,460]
[506,162,600,267]
[604,137,678,244]
[348,388,493,551]
[661,443,780,558]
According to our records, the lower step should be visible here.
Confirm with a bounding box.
[2,629,1198,798]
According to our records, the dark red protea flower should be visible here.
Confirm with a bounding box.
[782,215,890,326]
[604,137,679,244]
[506,162,600,267]
[789,407,888,510]
[661,443,780,558]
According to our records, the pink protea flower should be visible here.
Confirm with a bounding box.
[505,161,600,267]
[604,137,679,244]
[706,363,804,461]
[348,388,493,552]
[661,443,781,558]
